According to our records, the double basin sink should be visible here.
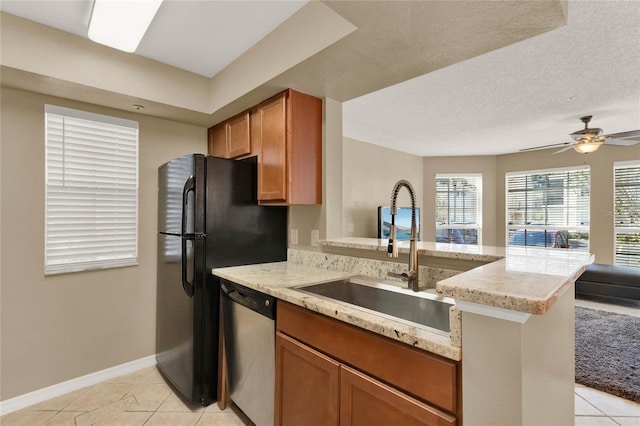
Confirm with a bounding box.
[294,276,454,333]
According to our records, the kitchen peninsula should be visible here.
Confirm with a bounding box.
[213,238,593,425]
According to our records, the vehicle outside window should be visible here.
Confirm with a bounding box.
[436,227,479,244]
[507,229,570,248]
[436,228,465,244]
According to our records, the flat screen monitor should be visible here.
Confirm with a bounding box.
[377,206,420,240]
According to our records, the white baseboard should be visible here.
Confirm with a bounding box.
[0,355,157,416]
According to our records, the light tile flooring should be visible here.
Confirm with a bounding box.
[2,298,638,425]
[0,367,253,426]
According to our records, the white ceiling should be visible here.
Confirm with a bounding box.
[0,0,308,77]
[1,0,638,157]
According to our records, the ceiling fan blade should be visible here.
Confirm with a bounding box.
[605,137,640,147]
[552,145,575,155]
[604,129,640,139]
[519,142,571,152]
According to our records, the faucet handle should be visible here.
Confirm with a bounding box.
[387,225,398,258]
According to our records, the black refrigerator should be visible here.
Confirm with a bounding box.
[156,154,287,406]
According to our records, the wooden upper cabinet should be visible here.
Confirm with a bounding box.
[256,89,322,205]
[227,112,251,158]
[207,89,322,205]
[207,112,251,159]
[257,93,288,202]
[208,123,227,158]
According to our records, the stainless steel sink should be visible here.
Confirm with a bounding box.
[294,276,454,332]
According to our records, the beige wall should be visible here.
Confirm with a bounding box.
[496,144,640,264]
[0,88,206,400]
[423,156,498,245]
[343,137,423,239]
[339,139,639,262]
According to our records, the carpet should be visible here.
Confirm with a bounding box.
[575,306,640,402]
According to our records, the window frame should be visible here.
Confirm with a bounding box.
[505,165,590,250]
[44,104,139,275]
[613,160,640,268]
[435,173,482,245]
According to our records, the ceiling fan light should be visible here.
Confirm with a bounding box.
[89,0,163,53]
[573,141,603,154]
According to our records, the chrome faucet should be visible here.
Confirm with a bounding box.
[387,179,419,291]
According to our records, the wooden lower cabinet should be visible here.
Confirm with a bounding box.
[275,302,460,426]
[340,366,455,426]
[275,332,340,426]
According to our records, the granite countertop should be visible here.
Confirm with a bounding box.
[213,239,592,362]
[322,237,594,315]
[212,261,461,361]
[322,237,506,262]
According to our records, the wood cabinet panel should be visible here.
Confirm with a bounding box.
[227,112,250,158]
[208,113,251,159]
[208,123,226,158]
[277,302,459,415]
[257,93,288,202]
[275,332,340,426]
[287,89,322,204]
[340,366,455,426]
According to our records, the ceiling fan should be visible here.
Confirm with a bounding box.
[520,115,640,154]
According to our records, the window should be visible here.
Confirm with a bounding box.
[506,166,590,250]
[45,105,139,274]
[614,161,640,268]
[435,175,482,245]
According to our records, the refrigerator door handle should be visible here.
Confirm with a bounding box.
[181,175,196,297]
[181,174,195,237]
[181,238,195,297]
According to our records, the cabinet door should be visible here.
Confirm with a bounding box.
[257,93,287,202]
[227,112,251,158]
[275,332,340,426]
[208,123,227,158]
[340,366,456,426]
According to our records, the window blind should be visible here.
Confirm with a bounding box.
[45,105,139,274]
[614,161,640,268]
[435,175,482,245]
[506,166,590,250]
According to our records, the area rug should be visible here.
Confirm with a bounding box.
[575,306,640,402]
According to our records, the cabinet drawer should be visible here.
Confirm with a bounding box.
[277,302,459,415]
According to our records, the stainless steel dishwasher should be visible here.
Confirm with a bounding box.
[221,279,276,426]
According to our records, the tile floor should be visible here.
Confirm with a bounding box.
[0,367,252,426]
[1,298,638,425]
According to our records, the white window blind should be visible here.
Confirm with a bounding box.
[435,174,482,245]
[45,105,139,274]
[506,166,590,250]
[614,161,640,268]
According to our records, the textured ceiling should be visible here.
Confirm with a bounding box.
[343,1,640,156]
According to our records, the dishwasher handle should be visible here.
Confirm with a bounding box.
[221,279,276,320]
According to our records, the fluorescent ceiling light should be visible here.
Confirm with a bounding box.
[89,0,163,53]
